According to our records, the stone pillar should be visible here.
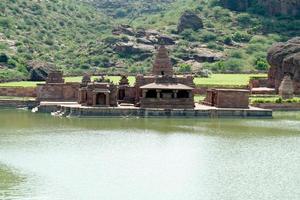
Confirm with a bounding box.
[156,90,161,99]
[92,94,96,106]
[142,90,147,98]
[105,93,110,106]
[173,90,178,98]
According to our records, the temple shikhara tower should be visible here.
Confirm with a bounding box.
[135,45,195,109]
[152,46,174,76]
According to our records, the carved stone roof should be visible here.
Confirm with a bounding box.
[140,82,193,90]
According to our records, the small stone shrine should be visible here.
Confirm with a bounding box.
[279,74,294,99]
[36,71,79,101]
[203,89,250,109]
[78,77,118,107]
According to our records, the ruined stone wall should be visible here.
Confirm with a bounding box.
[0,87,37,97]
[249,78,269,89]
[204,89,250,108]
[36,83,80,101]
[216,90,249,108]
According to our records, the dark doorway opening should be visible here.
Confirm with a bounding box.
[96,93,106,105]
[146,90,157,98]
[177,90,189,98]
[119,89,125,100]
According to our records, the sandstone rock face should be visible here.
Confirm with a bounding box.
[257,0,300,16]
[220,0,249,11]
[177,11,203,33]
[220,0,300,16]
[27,61,57,81]
[267,37,300,94]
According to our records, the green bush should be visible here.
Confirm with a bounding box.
[0,17,13,29]
[223,35,233,45]
[232,31,252,43]
[180,29,199,42]
[222,58,245,72]
[200,31,217,42]
[178,63,192,73]
[207,42,224,51]
[255,58,269,71]
[236,13,253,27]
[229,50,245,59]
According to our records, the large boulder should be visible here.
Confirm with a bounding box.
[113,42,153,60]
[157,34,175,45]
[112,25,135,36]
[177,11,203,33]
[27,61,57,81]
[267,37,300,94]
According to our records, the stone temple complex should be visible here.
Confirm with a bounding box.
[33,45,271,118]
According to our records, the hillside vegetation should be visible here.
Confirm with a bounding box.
[0,0,299,82]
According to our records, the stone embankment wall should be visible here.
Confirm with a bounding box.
[0,87,37,97]
[253,103,300,111]
[36,104,272,118]
[0,99,38,108]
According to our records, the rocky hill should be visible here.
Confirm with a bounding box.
[0,0,300,82]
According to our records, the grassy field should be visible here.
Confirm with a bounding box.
[0,74,267,88]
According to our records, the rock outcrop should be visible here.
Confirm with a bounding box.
[220,0,249,11]
[220,0,300,17]
[177,11,203,33]
[257,0,300,16]
[27,61,57,81]
[267,37,300,94]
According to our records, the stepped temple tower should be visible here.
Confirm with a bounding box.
[135,45,195,109]
[152,46,174,76]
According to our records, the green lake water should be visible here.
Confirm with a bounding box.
[0,109,300,200]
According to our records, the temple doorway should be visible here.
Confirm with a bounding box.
[177,90,189,98]
[96,93,106,105]
[119,89,125,100]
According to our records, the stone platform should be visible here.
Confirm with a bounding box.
[35,102,273,118]
[251,87,276,95]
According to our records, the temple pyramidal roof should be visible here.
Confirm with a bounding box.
[152,45,174,76]
[140,83,193,90]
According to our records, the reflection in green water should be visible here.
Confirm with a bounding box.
[0,109,300,200]
[0,165,25,199]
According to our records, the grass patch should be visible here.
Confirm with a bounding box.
[251,96,300,104]
[194,95,205,102]
[194,74,267,86]
[0,74,267,88]
[0,96,35,100]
